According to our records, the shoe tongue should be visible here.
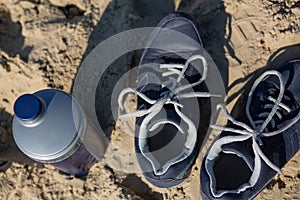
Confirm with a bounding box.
[141,100,188,174]
[221,140,255,171]
[249,75,299,131]
[210,139,255,194]
[251,78,278,105]
[160,52,203,79]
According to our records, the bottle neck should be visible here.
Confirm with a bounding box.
[15,97,46,127]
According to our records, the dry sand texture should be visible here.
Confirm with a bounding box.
[0,0,299,199]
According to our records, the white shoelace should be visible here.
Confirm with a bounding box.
[118,55,216,175]
[207,70,300,197]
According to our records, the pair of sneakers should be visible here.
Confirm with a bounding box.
[118,12,300,199]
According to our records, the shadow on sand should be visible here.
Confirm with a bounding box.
[0,108,35,171]
[0,3,33,61]
[80,0,175,138]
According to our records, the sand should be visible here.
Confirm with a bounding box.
[0,0,299,199]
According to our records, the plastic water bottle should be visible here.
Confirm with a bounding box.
[12,89,106,176]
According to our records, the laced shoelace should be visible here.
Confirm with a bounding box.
[208,70,300,197]
[118,55,216,175]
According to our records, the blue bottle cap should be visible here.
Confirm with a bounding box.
[14,94,42,121]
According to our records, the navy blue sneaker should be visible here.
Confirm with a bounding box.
[118,12,215,188]
[200,60,300,199]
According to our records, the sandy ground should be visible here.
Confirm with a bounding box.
[0,0,299,199]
